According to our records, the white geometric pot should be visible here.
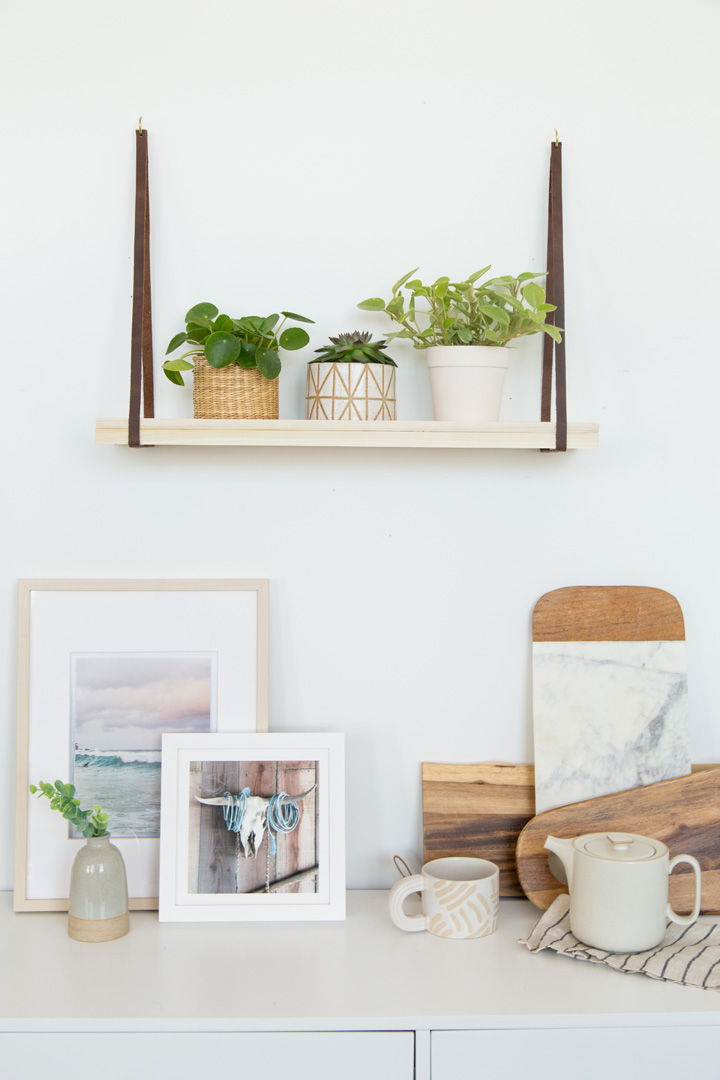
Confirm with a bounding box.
[425,345,509,421]
[306,362,396,421]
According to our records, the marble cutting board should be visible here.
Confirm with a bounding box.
[532,586,690,815]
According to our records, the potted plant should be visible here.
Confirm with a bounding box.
[358,267,562,421]
[30,780,129,941]
[306,331,398,420]
[163,302,314,420]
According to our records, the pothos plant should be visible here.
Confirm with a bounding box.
[358,267,562,348]
[162,302,314,385]
[29,780,111,838]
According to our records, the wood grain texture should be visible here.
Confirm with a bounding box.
[422,763,536,897]
[516,766,720,913]
[532,586,685,642]
[95,418,600,449]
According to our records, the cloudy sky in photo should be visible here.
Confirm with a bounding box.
[71,653,215,749]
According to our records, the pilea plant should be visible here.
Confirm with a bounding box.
[163,302,314,385]
[312,331,397,367]
[29,780,110,838]
[358,267,562,348]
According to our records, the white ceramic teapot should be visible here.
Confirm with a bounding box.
[545,832,702,953]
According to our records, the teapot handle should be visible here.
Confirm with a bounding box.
[667,854,702,925]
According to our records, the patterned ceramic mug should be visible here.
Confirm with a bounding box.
[388,857,499,939]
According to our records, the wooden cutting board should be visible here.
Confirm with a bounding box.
[422,762,535,897]
[516,766,720,913]
[533,586,690,814]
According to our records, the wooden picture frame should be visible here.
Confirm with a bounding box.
[159,733,345,922]
[14,579,269,912]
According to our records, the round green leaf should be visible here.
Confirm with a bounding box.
[281,311,315,324]
[185,302,218,324]
[278,327,310,351]
[204,331,241,368]
[256,347,281,379]
[214,314,234,332]
[236,341,258,369]
[166,332,188,354]
[521,282,545,308]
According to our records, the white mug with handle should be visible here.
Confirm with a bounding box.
[388,857,499,940]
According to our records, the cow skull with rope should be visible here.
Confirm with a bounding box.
[195,784,317,858]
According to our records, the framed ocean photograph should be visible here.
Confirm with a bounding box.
[14,579,268,911]
[159,733,345,922]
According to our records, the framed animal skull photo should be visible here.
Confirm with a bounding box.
[158,733,345,921]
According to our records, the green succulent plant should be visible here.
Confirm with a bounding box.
[29,780,111,838]
[312,331,397,367]
[358,267,562,349]
[163,302,314,385]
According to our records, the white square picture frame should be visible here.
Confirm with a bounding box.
[159,732,345,922]
[15,579,269,911]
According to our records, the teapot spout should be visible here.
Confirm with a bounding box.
[544,835,575,889]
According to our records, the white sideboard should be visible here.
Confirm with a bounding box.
[1,891,719,1080]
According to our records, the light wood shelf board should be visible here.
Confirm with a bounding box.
[95,419,599,450]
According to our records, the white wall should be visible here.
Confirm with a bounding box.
[2,0,719,891]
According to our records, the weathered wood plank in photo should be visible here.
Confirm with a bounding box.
[422,762,536,896]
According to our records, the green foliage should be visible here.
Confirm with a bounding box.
[29,780,110,838]
[163,303,315,385]
[311,331,397,367]
[358,267,563,349]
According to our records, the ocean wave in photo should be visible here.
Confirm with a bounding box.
[71,749,162,839]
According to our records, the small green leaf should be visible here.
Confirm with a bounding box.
[478,305,511,325]
[162,358,194,372]
[260,314,280,334]
[214,314,234,332]
[185,302,219,324]
[386,296,404,317]
[281,311,315,324]
[391,267,419,294]
[163,368,185,386]
[204,331,242,368]
[467,266,492,282]
[357,298,387,311]
[279,327,310,351]
[543,324,563,342]
[29,784,37,794]
[521,282,546,308]
[166,332,188,354]
[455,326,473,343]
[255,347,281,380]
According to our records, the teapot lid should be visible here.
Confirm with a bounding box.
[577,832,662,861]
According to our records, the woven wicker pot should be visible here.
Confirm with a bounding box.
[193,357,279,420]
[306,362,396,421]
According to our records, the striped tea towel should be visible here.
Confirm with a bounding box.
[520,894,720,990]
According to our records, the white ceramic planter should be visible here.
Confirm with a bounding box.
[306,362,396,421]
[425,345,509,421]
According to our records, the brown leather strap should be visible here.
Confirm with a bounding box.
[541,140,567,452]
[129,126,154,447]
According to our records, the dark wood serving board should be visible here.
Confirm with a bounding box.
[516,766,720,914]
[422,762,535,897]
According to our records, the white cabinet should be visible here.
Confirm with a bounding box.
[0,1032,414,1080]
[1,892,719,1080]
[431,1028,718,1080]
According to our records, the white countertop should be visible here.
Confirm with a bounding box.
[2,891,719,1032]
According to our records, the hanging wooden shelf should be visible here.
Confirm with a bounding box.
[95,418,599,450]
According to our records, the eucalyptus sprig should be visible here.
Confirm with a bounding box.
[163,302,314,385]
[358,267,562,349]
[29,780,110,838]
